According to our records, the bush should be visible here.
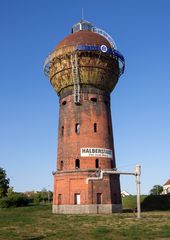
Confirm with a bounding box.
[32,191,53,204]
[122,195,170,212]
[141,195,170,211]
[33,193,43,204]
[0,193,30,208]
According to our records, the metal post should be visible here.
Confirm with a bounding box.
[48,191,50,202]
[135,165,141,219]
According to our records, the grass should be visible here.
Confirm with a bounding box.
[0,205,170,240]
[122,195,147,210]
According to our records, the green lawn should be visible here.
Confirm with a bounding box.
[0,205,170,240]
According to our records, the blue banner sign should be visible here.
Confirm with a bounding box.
[76,45,124,61]
[76,45,113,54]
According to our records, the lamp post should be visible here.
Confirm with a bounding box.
[135,165,141,219]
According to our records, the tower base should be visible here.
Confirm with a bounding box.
[52,204,122,214]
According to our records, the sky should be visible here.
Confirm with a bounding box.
[0,0,170,195]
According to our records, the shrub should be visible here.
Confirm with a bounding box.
[33,193,43,204]
[0,193,30,208]
[141,195,170,211]
[32,191,53,204]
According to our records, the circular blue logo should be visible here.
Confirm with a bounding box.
[101,45,108,53]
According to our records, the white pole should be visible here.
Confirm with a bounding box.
[135,165,141,219]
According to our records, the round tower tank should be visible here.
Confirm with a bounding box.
[48,30,121,95]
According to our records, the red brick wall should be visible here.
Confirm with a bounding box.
[53,172,121,205]
[53,87,121,206]
[57,90,115,171]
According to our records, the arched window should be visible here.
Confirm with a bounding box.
[75,159,80,169]
[60,161,63,170]
[58,194,62,205]
[95,159,99,168]
[62,100,67,105]
[90,97,97,103]
[94,123,97,133]
[61,126,64,136]
[75,123,80,134]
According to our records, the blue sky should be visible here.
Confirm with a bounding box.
[0,0,170,194]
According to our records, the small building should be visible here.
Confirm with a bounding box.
[162,179,170,195]
[121,191,130,197]
[24,191,38,197]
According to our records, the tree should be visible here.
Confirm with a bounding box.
[33,192,43,204]
[0,167,10,198]
[150,185,163,195]
[7,187,14,197]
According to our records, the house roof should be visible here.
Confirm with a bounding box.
[163,179,170,186]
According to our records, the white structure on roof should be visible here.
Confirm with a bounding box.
[162,179,170,195]
[121,190,131,197]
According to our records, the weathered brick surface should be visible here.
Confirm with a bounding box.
[53,87,122,209]
[57,89,115,170]
[49,31,119,94]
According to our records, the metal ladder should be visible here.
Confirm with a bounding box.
[71,53,80,104]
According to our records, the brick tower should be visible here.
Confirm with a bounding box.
[44,20,125,214]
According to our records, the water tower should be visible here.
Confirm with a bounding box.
[44,20,125,214]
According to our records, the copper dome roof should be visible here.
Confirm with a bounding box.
[55,30,111,50]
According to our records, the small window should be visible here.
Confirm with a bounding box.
[95,159,99,168]
[58,194,62,205]
[75,159,80,169]
[74,193,80,205]
[61,126,64,136]
[97,193,102,204]
[62,100,66,106]
[90,97,97,103]
[75,123,80,134]
[94,123,97,133]
[60,161,63,170]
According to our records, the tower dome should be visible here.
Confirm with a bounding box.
[44,20,125,101]
[55,30,111,50]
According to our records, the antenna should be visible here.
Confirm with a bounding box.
[81,8,84,20]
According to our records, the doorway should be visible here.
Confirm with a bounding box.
[97,193,102,204]
[74,193,80,205]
